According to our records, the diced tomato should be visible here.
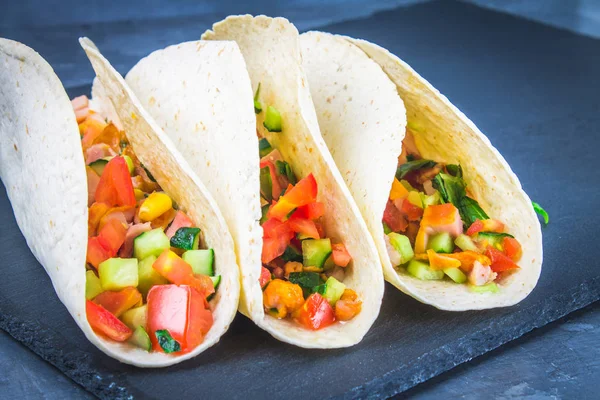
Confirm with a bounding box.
[296,202,325,220]
[466,219,484,236]
[165,211,194,239]
[152,250,215,298]
[502,237,523,262]
[288,216,319,239]
[294,293,335,330]
[147,285,187,352]
[86,236,112,269]
[486,246,520,272]
[262,237,289,264]
[332,243,352,267]
[95,156,136,207]
[92,287,142,317]
[184,287,213,352]
[400,199,423,221]
[259,160,283,201]
[259,266,272,288]
[268,174,318,221]
[86,300,132,342]
[97,218,127,255]
[88,202,111,236]
[383,200,408,232]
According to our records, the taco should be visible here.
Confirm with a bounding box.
[299,32,543,310]
[0,38,240,366]
[102,16,386,348]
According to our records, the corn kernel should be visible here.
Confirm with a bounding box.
[138,192,172,222]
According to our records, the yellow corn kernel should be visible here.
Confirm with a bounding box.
[390,178,409,200]
[138,192,172,222]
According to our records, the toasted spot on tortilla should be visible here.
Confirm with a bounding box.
[148,96,156,106]
[13,143,18,151]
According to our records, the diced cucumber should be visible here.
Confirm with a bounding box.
[98,258,138,291]
[120,305,147,330]
[254,83,263,115]
[133,228,170,260]
[281,245,302,263]
[263,106,282,132]
[477,232,514,248]
[469,282,499,293]
[322,254,336,271]
[259,138,273,159]
[137,256,168,297]
[88,158,108,175]
[85,270,104,300]
[443,267,467,284]
[302,238,332,270]
[129,326,151,351]
[406,259,444,280]
[421,191,441,208]
[260,166,273,202]
[388,233,414,264]
[383,222,392,235]
[427,232,454,253]
[407,191,423,208]
[320,276,346,306]
[454,234,479,252]
[211,275,221,289]
[182,249,214,276]
[170,227,201,251]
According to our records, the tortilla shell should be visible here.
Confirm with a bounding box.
[192,15,384,347]
[302,33,543,310]
[0,37,240,366]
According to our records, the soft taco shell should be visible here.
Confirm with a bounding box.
[300,32,543,310]
[126,15,384,348]
[0,37,240,366]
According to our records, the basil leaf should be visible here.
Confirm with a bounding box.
[275,160,297,185]
[155,330,181,354]
[446,164,463,178]
[396,159,437,180]
[432,172,489,227]
[532,201,549,225]
[459,196,490,227]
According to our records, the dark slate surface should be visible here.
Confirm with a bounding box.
[1,1,599,398]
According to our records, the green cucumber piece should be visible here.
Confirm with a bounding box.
[211,275,221,289]
[129,326,152,351]
[120,305,147,330]
[133,228,170,260]
[85,270,104,300]
[98,258,138,291]
[259,138,273,158]
[88,158,108,175]
[477,232,514,247]
[427,232,454,253]
[263,106,282,132]
[137,256,168,297]
[302,238,332,270]
[383,222,392,235]
[260,166,273,202]
[388,233,414,264]
[281,245,302,263]
[320,276,346,306]
[170,227,201,251]
[443,267,467,284]
[182,249,214,276]
[406,259,444,280]
[421,191,441,208]
[469,282,499,293]
[254,83,263,114]
[454,234,479,252]
[322,254,336,271]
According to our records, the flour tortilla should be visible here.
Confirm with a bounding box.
[125,15,384,348]
[0,38,240,366]
[300,33,543,310]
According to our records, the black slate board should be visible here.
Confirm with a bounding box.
[1,1,599,399]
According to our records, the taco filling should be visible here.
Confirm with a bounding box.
[257,109,362,330]
[75,95,219,353]
[383,130,523,292]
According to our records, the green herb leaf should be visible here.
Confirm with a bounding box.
[432,172,489,227]
[258,137,273,158]
[155,330,181,353]
[275,160,297,185]
[260,204,270,224]
[446,164,463,178]
[254,82,263,114]
[263,106,282,132]
[396,159,437,180]
[478,231,514,238]
[532,201,549,225]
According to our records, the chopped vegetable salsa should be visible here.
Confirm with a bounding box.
[75,95,217,353]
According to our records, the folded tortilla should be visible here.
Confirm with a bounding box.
[111,16,385,348]
[299,32,543,310]
[0,38,240,366]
